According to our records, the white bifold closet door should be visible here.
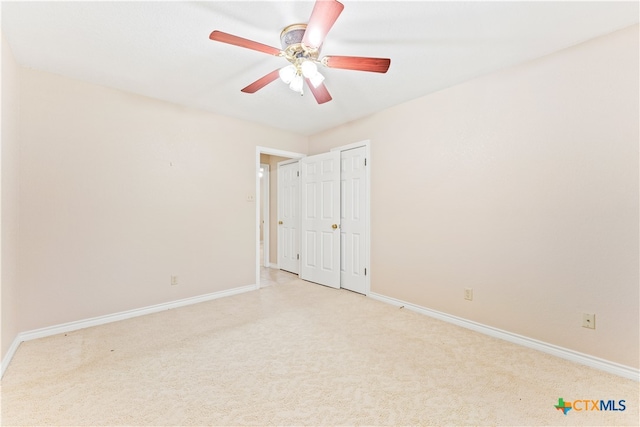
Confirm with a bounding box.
[340,146,367,294]
[300,151,341,289]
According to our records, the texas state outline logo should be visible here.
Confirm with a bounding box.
[555,398,572,415]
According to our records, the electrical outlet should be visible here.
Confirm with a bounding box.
[247,194,255,202]
[582,313,595,329]
[464,288,473,301]
[171,275,178,286]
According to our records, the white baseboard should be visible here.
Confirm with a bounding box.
[368,292,639,382]
[1,336,22,379]
[1,283,257,378]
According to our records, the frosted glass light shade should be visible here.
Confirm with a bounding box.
[279,65,296,84]
[301,60,318,78]
[289,74,304,94]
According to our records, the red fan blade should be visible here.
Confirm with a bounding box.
[302,0,344,49]
[305,79,332,104]
[241,70,281,94]
[210,30,281,56]
[324,56,391,73]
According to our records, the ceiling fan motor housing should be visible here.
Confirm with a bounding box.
[280,24,306,49]
[280,24,320,62]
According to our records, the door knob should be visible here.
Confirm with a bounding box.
[332,224,338,229]
[279,221,283,225]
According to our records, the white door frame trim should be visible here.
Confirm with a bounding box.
[331,140,371,296]
[255,147,306,287]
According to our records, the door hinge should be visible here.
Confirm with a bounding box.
[297,171,300,177]
[364,158,367,166]
[364,268,367,276]
[297,254,300,260]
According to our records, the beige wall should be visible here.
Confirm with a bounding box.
[15,68,307,332]
[1,34,21,359]
[309,25,639,368]
[3,24,638,371]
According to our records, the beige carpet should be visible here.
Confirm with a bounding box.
[1,278,638,426]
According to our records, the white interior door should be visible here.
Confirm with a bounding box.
[300,151,341,288]
[277,161,300,274]
[340,147,367,294]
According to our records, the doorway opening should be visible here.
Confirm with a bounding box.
[255,147,305,288]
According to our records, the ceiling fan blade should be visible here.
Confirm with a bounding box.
[302,0,345,49]
[241,70,281,94]
[305,79,332,104]
[324,56,391,73]
[210,30,281,56]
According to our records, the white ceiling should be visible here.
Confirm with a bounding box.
[2,1,638,135]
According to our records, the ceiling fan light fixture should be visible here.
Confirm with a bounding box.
[279,65,296,84]
[301,60,318,78]
[289,74,304,94]
[209,0,390,104]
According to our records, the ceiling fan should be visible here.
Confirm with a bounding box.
[209,0,391,104]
